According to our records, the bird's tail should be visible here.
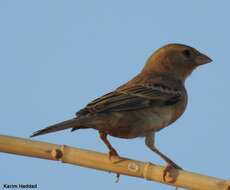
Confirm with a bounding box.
[30,118,81,137]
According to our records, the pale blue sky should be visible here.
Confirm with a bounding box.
[0,1,229,189]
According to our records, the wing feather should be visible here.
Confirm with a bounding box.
[76,84,181,117]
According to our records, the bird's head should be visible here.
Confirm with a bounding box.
[142,43,212,81]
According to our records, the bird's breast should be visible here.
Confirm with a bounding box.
[129,96,187,136]
[134,101,186,135]
[138,107,175,132]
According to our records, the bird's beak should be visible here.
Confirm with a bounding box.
[195,53,212,65]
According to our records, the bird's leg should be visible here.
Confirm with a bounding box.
[145,133,182,182]
[99,131,121,182]
[99,131,119,159]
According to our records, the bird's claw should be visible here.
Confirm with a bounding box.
[163,164,182,183]
[108,148,121,181]
[108,148,119,160]
[115,173,120,183]
[108,171,120,183]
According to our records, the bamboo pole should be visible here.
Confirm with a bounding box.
[0,134,229,190]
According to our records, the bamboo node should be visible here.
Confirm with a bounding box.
[217,180,230,190]
[143,162,152,180]
[51,148,63,160]
[224,180,230,190]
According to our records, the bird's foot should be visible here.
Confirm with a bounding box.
[163,164,182,183]
[115,173,120,183]
[108,148,121,182]
[108,148,119,160]
[108,171,120,183]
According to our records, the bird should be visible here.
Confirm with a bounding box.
[31,43,212,181]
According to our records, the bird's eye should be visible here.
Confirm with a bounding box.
[182,49,191,58]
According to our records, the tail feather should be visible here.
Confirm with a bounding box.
[30,118,79,137]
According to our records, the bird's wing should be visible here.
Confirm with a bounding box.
[76,83,182,117]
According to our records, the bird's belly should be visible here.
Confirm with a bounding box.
[135,107,175,132]
[104,107,177,139]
